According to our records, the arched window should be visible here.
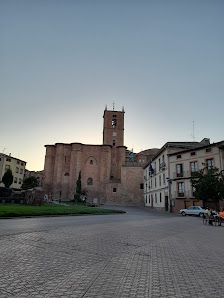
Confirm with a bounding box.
[64,172,69,176]
[87,177,93,185]
[90,160,93,165]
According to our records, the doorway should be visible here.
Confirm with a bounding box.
[165,196,168,211]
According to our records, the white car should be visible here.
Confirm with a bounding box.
[180,206,205,217]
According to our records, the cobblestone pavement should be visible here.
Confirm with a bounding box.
[0,206,224,298]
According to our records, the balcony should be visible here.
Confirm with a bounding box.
[178,193,185,197]
[174,190,191,198]
[173,171,191,179]
[159,162,166,171]
[190,171,199,177]
[176,172,183,178]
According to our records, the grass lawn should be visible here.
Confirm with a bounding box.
[0,203,125,217]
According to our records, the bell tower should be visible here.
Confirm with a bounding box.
[103,105,125,147]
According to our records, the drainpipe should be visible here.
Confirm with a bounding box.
[166,178,172,213]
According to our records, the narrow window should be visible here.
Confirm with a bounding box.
[206,159,214,169]
[191,152,196,156]
[192,186,196,197]
[145,195,147,204]
[176,164,183,177]
[140,183,144,189]
[90,160,93,165]
[112,119,117,128]
[20,169,23,174]
[190,162,197,173]
[160,193,162,203]
[113,140,116,146]
[16,167,19,173]
[206,148,211,153]
[159,175,161,186]
[178,182,184,197]
[87,177,93,185]
[113,188,116,192]
[177,154,181,159]
[155,193,157,203]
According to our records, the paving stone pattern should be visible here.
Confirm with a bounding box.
[0,208,224,297]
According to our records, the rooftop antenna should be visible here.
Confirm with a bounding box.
[113,101,115,111]
[192,120,195,141]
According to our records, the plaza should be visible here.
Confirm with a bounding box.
[0,207,223,297]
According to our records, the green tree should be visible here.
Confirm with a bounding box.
[2,169,13,188]
[22,176,39,190]
[76,171,81,194]
[190,167,224,210]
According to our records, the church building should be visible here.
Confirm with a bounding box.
[43,106,157,205]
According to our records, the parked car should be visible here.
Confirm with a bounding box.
[180,206,205,217]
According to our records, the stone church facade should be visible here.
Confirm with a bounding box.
[43,107,157,205]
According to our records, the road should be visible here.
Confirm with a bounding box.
[0,206,223,297]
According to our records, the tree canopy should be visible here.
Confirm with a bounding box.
[190,167,224,209]
[2,169,13,188]
[21,176,39,190]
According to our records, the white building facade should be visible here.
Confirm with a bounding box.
[143,141,210,212]
[144,147,169,211]
[0,153,26,189]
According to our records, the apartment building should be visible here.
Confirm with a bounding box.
[25,170,44,187]
[0,153,26,189]
[143,141,203,212]
[169,140,224,213]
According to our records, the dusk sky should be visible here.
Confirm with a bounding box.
[1,0,223,171]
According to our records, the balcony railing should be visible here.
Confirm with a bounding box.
[149,170,156,177]
[176,172,183,178]
[173,171,190,179]
[190,171,199,177]
[159,162,166,171]
[174,190,192,198]
[173,171,201,179]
